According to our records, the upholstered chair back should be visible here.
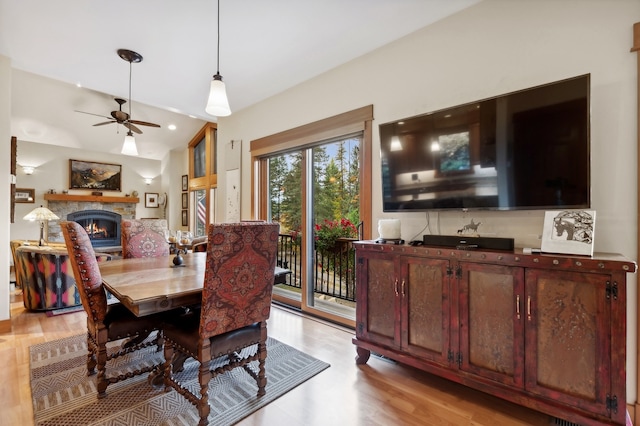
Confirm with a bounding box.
[200,222,280,339]
[121,218,170,258]
[60,221,108,324]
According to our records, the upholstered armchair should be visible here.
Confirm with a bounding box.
[12,240,111,311]
[162,222,280,426]
[61,221,169,398]
[121,218,170,258]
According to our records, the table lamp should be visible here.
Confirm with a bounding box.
[23,205,59,246]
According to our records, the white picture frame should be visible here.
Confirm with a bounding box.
[541,210,596,256]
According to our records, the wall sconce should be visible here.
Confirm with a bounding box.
[144,178,153,185]
[22,166,35,175]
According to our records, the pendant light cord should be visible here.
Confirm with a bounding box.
[216,0,221,74]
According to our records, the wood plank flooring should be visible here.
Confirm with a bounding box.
[1,290,553,426]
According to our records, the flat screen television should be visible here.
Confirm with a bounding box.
[379,74,590,212]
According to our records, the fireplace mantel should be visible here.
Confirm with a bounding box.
[44,194,139,203]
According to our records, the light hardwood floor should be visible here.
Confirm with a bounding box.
[2,290,553,426]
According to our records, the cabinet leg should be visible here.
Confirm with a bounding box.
[355,346,370,365]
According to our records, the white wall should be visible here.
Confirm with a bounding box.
[0,56,12,323]
[217,0,640,400]
[11,141,168,242]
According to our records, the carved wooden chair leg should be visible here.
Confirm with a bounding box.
[197,357,212,426]
[96,342,109,398]
[256,340,267,397]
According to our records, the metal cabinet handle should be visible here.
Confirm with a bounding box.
[516,295,521,320]
[394,278,399,296]
[401,280,406,297]
[527,295,532,321]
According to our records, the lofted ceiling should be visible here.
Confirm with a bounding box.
[0,0,480,160]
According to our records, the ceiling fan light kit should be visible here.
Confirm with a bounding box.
[121,131,138,156]
[206,0,231,117]
[76,48,161,156]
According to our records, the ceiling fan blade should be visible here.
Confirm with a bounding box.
[111,110,129,122]
[129,119,161,128]
[75,110,112,120]
[93,121,116,127]
[124,122,143,134]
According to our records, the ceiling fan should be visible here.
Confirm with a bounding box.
[76,49,161,134]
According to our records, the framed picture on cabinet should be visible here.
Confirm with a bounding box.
[182,192,188,209]
[182,174,188,191]
[181,209,188,226]
[541,210,596,256]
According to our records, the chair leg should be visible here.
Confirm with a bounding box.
[86,334,97,375]
[96,341,108,398]
[197,342,212,426]
[256,339,267,397]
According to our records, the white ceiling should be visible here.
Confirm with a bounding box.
[1,0,480,160]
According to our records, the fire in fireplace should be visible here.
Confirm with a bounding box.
[67,210,121,248]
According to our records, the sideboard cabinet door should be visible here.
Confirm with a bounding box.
[356,251,400,349]
[401,256,451,366]
[458,262,526,388]
[524,269,611,418]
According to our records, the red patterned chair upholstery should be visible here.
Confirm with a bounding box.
[121,218,170,258]
[162,222,280,426]
[61,221,169,398]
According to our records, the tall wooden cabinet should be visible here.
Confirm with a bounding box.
[353,241,636,426]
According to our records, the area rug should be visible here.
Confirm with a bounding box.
[30,334,330,426]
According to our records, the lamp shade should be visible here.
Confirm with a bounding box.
[23,206,59,222]
[205,74,231,117]
[121,132,138,156]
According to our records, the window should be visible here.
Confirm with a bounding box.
[188,123,217,236]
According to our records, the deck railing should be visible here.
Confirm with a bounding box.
[277,234,356,302]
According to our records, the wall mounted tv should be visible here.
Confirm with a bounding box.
[379,74,590,212]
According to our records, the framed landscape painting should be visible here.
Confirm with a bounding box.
[69,160,121,191]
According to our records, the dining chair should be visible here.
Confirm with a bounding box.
[121,218,170,258]
[61,220,168,398]
[162,222,280,426]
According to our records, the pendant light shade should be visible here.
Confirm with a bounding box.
[121,131,138,156]
[206,73,231,116]
[205,0,231,117]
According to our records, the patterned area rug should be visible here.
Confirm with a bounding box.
[30,334,329,425]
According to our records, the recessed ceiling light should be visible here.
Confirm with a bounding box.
[168,124,177,131]
[76,82,82,88]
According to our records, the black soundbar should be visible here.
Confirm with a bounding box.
[422,235,514,251]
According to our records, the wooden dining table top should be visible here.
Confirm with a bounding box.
[100,252,291,317]
[100,252,206,317]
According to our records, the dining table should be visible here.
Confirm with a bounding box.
[100,252,206,317]
[100,252,291,317]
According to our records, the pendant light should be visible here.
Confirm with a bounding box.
[120,49,142,155]
[205,0,231,117]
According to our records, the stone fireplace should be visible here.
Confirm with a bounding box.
[67,210,121,247]
[45,195,137,249]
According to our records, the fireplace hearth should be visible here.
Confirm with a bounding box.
[67,210,121,248]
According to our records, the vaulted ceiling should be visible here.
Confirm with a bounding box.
[0,0,480,160]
